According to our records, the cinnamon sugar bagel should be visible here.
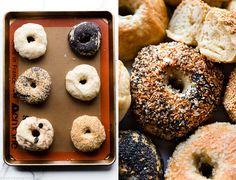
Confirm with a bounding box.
[130,42,223,140]
[165,122,236,180]
[119,0,168,61]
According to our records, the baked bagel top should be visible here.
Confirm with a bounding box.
[130,42,223,140]
[119,0,168,61]
[165,122,236,180]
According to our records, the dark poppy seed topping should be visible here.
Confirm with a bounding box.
[119,131,163,179]
[68,22,101,56]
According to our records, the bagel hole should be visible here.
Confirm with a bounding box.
[79,79,87,85]
[27,36,35,43]
[30,82,36,88]
[32,130,40,137]
[168,74,184,93]
[119,6,134,16]
[194,154,215,179]
[85,129,91,134]
[79,34,91,43]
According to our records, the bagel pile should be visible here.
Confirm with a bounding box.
[119,0,236,179]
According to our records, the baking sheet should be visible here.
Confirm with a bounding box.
[4,12,115,166]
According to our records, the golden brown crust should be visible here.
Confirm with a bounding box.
[130,42,223,140]
[212,8,236,34]
[224,68,236,123]
[165,122,236,180]
[119,0,168,61]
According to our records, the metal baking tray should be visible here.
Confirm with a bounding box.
[4,11,115,166]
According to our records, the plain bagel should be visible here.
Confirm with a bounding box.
[16,116,54,151]
[118,60,131,122]
[65,64,100,101]
[14,23,47,60]
[119,0,168,61]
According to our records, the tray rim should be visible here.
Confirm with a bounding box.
[3,11,116,166]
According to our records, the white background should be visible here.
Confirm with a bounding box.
[0,0,118,179]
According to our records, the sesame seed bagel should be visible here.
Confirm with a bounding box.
[165,122,236,180]
[14,67,52,104]
[119,131,163,179]
[223,68,236,123]
[70,115,106,152]
[130,42,223,140]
